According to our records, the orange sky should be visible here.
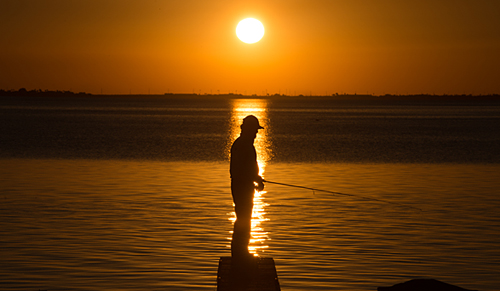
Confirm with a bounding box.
[1,0,499,95]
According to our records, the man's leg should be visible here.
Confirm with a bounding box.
[231,183,254,259]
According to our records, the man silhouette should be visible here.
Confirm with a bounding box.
[230,115,265,262]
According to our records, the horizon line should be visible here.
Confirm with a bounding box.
[2,88,500,99]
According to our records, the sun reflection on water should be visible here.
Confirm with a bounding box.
[227,99,272,256]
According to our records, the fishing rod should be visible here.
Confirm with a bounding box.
[263,180,422,212]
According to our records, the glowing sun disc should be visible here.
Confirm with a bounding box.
[236,18,264,44]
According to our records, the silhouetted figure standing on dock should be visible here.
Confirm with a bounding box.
[230,115,265,263]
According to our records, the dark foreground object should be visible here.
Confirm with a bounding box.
[378,279,477,291]
[217,257,280,291]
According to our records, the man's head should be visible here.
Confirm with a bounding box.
[240,115,264,138]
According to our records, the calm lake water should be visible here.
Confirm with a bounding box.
[1,96,500,290]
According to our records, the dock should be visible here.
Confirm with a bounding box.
[216,257,281,291]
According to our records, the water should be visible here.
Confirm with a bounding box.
[1,95,499,290]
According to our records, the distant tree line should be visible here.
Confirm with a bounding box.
[0,88,91,97]
[1,88,498,100]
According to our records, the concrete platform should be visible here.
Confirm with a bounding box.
[217,257,280,291]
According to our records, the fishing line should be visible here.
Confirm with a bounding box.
[263,180,422,212]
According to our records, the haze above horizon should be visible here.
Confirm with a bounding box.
[1,0,499,96]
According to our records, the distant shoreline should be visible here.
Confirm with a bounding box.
[1,88,500,102]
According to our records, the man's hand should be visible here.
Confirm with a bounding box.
[255,176,265,191]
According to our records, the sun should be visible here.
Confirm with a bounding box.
[236,18,265,44]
